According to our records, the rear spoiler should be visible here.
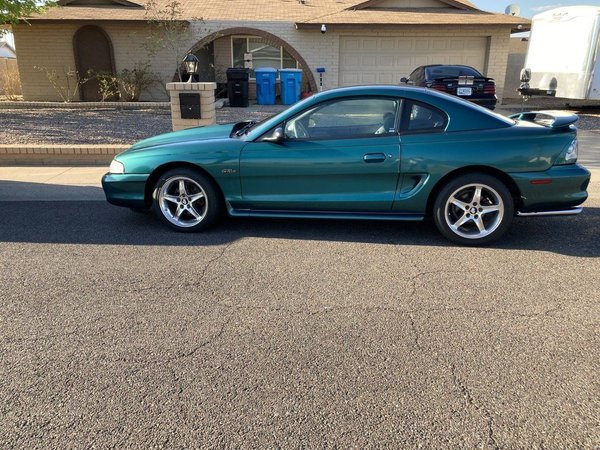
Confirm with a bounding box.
[433,76,493,83]
[509,110,578,129]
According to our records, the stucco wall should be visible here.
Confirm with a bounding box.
[13,20,513,101]
[503,37,529,100]
[212,36,231,84]
[12,22,174,101]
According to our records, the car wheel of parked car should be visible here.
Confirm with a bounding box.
[433,173,514,246]
[152,168,222,232]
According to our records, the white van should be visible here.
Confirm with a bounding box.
[524,5,600,100]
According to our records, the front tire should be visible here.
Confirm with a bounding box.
[152,168,223,232]
[433,173,514,246]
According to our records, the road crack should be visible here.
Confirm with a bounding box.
[450,363,500,450]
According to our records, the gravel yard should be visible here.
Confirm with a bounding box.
[0,102,598,145]
[0,104,287,145]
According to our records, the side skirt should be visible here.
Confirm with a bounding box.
[517,207,583,217]
[228,208,425,221]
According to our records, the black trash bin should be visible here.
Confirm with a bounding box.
[226,68,250,107]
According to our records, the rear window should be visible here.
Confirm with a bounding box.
[425,66,482,79]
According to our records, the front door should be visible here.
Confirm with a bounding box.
[74,26,115,102]
[239,97,401,212]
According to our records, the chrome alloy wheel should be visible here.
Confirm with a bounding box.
[444,183,504,240]
[157,176,208,228]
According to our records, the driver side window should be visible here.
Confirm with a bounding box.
[284,97,400,140]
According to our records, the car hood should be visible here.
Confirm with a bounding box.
[128,123,236,152]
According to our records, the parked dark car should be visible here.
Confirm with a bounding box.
[401,65,497,110]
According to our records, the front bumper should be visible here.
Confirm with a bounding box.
[101,173,150,208]
[510,164,591,214]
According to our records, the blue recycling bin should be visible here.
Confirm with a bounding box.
[255,67,277,105]
[279,68,303,105]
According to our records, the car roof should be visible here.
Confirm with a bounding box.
[422,64,477,69]
[246,85,513,139]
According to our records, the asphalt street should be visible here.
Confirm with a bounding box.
[0,170,598,448]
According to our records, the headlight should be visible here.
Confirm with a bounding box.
[555,138,578,165]
[109,159,125,174]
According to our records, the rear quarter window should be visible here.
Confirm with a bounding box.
[402,101,447,134]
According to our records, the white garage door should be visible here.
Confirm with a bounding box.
[339,36,488,86]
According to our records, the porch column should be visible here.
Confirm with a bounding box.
[166,82,217,131]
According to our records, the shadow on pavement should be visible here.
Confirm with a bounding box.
[0,180,598,257]
[0,180,105,202]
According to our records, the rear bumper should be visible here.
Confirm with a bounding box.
[101,173,150,208]
[510,164,591,213]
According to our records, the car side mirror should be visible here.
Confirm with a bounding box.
[263,127,284,143]
[400,77,409,83]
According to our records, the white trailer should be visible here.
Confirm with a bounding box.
[523,5,600,100]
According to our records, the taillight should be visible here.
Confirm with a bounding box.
[431,82,447,92]
[483,82,496,95]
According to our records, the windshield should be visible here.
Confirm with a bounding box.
[426,66,482,79]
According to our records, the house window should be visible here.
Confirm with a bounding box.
[231,36,298,78]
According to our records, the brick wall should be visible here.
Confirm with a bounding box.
[13,20,514,101]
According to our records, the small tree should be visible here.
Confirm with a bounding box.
[0,0,55,32]
[144,0,200,82]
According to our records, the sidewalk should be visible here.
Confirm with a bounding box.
[0,166,106,201]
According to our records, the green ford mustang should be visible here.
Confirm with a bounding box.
[102,86,590,245]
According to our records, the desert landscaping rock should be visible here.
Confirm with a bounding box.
[0,104,287,145]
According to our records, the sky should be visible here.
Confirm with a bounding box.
[472,0,599,17]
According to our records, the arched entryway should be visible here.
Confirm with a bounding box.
[73,25,116,101]
[185,27,317,93]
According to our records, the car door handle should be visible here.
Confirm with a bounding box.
[363,153,387,163]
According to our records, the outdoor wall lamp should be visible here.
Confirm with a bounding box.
[183,52,199,82]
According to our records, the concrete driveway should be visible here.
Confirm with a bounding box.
[0,167,598,448]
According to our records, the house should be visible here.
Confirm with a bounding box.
[0,39,17,59]
[11,0,529,102]
[0,38,21,98]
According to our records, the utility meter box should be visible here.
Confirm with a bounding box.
[179,93,201,119]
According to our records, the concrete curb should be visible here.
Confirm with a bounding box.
[0,144,129,165]
[0,101,170,110]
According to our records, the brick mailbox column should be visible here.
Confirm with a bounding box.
[166,82,217,131]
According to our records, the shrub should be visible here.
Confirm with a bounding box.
[35,66,89,102]
[118,63,156,101]
[90,71,120,102]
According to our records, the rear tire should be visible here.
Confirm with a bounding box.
[152,168,223,232]
[433,173,513,246]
